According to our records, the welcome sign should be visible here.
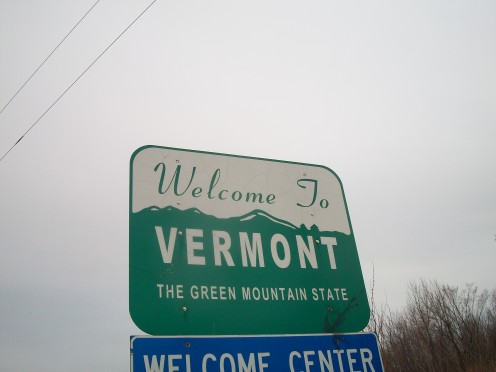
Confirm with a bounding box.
[129,146,369,335]
[130,333,384,372]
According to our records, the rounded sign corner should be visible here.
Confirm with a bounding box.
[129,306,149,336]
[130,145,157,162]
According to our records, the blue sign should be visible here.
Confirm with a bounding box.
[130,333,383,372]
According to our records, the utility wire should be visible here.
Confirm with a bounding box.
[0,0,158,164]
[0,0,101,115]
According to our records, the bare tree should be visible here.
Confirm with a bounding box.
[370,279,496,371]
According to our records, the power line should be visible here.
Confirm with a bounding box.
[0,0,158,164]
[0,0,101,116]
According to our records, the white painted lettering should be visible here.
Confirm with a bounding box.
[304,350,315,371]
[156,284,184,299]
[320,237,338,269]
[296,235,318,269]
[240,232,265,267]
[258,352,270,371]
[155,226,177,263]
[220,353,236,372]
[144,355,164,372]
[155,227,340,270]
[238,353,256,372]
[347,349,359,372]
[213,230,234,266]
[186,229,205,265]
[360,348,375,372]
[168,354,181,372]
[318,350,333,371]
[289,351,301,372]
[202,353,216,370]
[271,234,291,268]
[333,350,345,372]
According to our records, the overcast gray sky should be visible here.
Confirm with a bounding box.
[1,0,495,370]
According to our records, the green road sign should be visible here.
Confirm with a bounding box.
[129,146,369,335]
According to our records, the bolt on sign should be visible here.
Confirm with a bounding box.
[129,146,369,335]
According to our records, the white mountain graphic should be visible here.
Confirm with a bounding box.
[238,209,297,230]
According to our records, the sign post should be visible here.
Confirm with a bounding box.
[130,146,369,335]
